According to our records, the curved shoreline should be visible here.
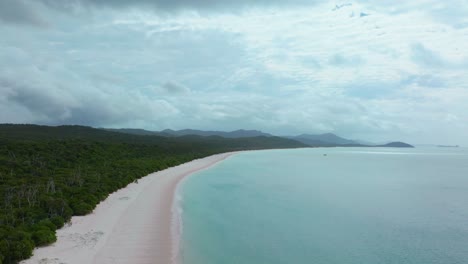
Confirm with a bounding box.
[170,152,236,264]
[21,152,236,264]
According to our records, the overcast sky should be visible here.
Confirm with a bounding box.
[1,0,467,144]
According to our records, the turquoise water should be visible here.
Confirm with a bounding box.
[179,148,468,264]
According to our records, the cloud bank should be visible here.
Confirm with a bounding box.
[1,0,467,144]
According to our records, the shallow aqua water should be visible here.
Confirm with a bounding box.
[179,147,468,264]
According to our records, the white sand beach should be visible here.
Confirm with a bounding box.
[21,152,235,264]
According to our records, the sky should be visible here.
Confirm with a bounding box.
[1,0,468,144]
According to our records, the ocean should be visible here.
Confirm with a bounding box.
[177,147,468,264]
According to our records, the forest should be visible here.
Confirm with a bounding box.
[0,124,306,263]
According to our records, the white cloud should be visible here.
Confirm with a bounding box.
[0,0,467,144]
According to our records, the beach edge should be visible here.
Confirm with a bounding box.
[170,152,237,264]
[21,152,237,264]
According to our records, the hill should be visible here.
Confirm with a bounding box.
[288,133,414,148]
[289,133,361,146]
[104,129,414,148]
[160,129,272,138]
[377,142,415,148]
[102,128,273,138]
[103,128,160,136]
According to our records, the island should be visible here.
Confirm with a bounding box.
[377,142,415,148]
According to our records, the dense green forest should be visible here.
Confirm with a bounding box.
[0,124,306,263]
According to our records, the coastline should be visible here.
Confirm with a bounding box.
[170,152,235,264]
[21,152,236,264]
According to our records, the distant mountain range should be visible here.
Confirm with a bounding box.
[104,128,272,138]
[104,128,414,148]
[161,129,272,138]
[288,133,361,146]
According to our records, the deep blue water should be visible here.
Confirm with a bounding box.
[179,147,468,264]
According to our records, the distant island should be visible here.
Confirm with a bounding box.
[376,142,414,148]
[437,145,459,148]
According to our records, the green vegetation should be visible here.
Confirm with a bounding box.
[0,124,306,263]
